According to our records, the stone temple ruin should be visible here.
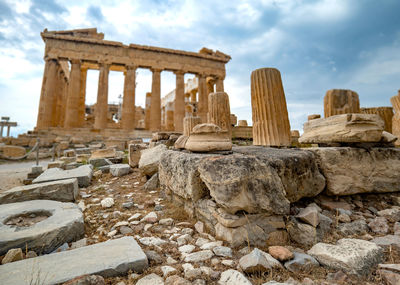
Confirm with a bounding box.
[1,28,400,285]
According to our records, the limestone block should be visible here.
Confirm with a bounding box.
[299,113,385,144]
[0,200,84,255]
[0,145,26,158]
[159,150,214,201]
[324,89,360,118]
[105,139,126,151]
[183,116,201,136]
[218,269,252,285]
[232,126,253,139]
[110,164,131,177]
[251,68,291,146]
[391,94,400,146]
[309,147,400,196]
[208,92,232,137]
[90,148,117,159]
[308,114,321,121]
[185,123,232,152]
[138,144,167,176]
[128,143,147,168]
[0,178,78,204]
[89,158,112,168]
[0,237,148,285]
[361,107,394,133]
[238,120,248,127]
[33,165,93,187]
[230,114,237,126]
[308,238,383,275]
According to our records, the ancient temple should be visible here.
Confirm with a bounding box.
[35,28,231,135]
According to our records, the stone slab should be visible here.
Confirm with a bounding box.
[33,165,93,187]
[299,113,384,144]
[0,178,78,204]
[309,147,400,195]
[0,236,148,285]
[139,144,167,176]
[0,200,84,255]
[110,164,131,177]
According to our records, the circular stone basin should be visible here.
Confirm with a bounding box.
[4,211,51,227]
[0,200,84,255]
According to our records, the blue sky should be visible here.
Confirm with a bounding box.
[0,0,399,136]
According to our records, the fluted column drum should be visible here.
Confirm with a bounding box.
[251,68,291,146]
[324,89,360,118]
[183,116,201,136]
[208,92,231,137]
[361,107,394,133]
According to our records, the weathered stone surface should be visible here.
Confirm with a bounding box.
[309,147,400,195]
[184,250,214,262]
[287,219,317,247]
[368,217,389,234]
[139,144,167,176]
[90,148,116,159]
[233,146,326,203]
[308,238,383,275]
[63,275,105,285]
[361,107,394,133]
[377,207,400,222]
[128,143,147,168]
[1,248,23,264]
[144,173,159,191]
[89,158,112,168]
[136,273,164,285]
[218,269,252,285]
[208,92,232,137]
[159,150,213,201]
[379,269,400,285]
[0,145,26,158]
[0,178,78,204]
[185,123,232,152]
[33,165,93,187]
[0,237,148,285]
[296,206,320,227]
[371,235,400,249]
[337,219,368,236]
[0,200,84,255]
[110,164,131,177]
[199,153,289,215]
[268,246,293,262]
[299,113,384,144]
[284,252,319,274]
[239,248,281,273]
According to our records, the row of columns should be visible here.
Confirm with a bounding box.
[36,57,225,133]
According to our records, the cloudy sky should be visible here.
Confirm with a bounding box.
[0,0,399,136]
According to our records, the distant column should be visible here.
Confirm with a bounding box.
[150,68,161,131]
[64,59,82,128]
[0,125,3,137]
[77,67,88,127]
[37,58,58,129]
[324,89,360,118]
[183,116,201,136]
[6,126,10,137]
[197,74,208,123]
[121,65,137,130]
[208,92,232,137]
[166,102,174,131]
[216,77,224,92]
[251,68,291,146]
[174,71,185,132]
[391,91,400,146]
[360,107,394,133]
[145,92,151,130]
[94,63,110,129]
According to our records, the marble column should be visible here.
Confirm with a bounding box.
[174,71,185,132]
[145,92,151,130]
[251,67,291,146]
[197,73,208,123]
[216,77,224,92]
[64,59,82,129]
[37,58,58,129]
[94,63,110,129]
[208,92,232,137]
[190,90,197,102]
[166,102,174,131]
[54,66,64,127]
[59,76,69,127]
[77,67,88,127]
[324,89,360,118]
[6,126,10,137]
[390,91,400,146]
[150,68,161,131]
[360,107,394,133]
[0,125,3,137]
[121,65,137,130]
[183,116,201,136]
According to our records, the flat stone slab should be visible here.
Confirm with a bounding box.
[0,178,78,205]
[0,236,148,285]
[33,165,93,187]
[0,200,84,255]
[110,164,131,177]
[308,238,383,275]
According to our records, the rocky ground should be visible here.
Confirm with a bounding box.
[62,168,400,284]
[1,156,400,284]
